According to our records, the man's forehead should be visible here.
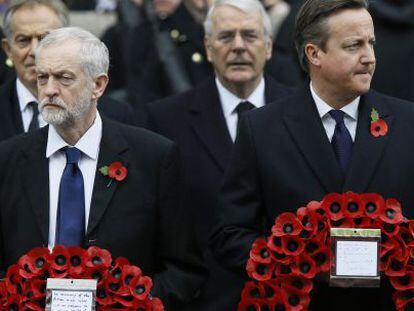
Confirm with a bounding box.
[327,8,374,39]
[36,43,81,68]
[212,5,263,31]
[10,5,61,36]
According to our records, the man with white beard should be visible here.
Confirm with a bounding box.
[0,27,206,310]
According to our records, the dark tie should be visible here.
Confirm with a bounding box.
[28,101,39,131]
[235,101,255,130]
[55,147,85,247]
[329,110,353,173]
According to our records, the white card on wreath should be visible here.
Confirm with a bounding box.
[46,278,97,311]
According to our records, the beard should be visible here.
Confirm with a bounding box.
[39,87,94,128]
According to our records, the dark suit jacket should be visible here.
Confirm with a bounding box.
[146,76,294,310]
[210,85,414,310]
[0,118,206,310]
[0,79,136,142]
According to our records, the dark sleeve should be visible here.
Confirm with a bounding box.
[209,114,264,276]
[152,143,207,310]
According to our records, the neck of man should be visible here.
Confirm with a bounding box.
[310,76,359,110]
[54,109,97,146]
[220,76,262,99]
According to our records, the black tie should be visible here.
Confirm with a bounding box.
[329,110,353,173]
[235,101,255,130]
[28,101,39,131]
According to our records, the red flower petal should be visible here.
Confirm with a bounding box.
[321,193,345,221]
[343,192,364,218]
[250,237,272,264]
[246,259,275,281]
[108,161,128,181]
[361,193,385,219]
[390,272,414,290]
[380,199,404,224]
[272,212,303,236]
[370,119,388,137]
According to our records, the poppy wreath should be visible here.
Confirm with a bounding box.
[0,245,164,310]
[238,192,414,311]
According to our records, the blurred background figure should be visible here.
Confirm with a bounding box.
[125,0,214,123]
[369,0,414,101]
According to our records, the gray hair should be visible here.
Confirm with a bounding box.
[3,0,69,39]
[294,0,369,72]
[204,0,272,38]
[36,27,109,80]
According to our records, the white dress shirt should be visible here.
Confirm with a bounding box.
[46,112,102,248]
[16,78,47,131]
[216,77,266,142]
[310,82,359,142]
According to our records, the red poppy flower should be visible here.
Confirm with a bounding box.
[390,272,414,291]
[281,235,305,257]
[305,200,326,216]
[96,284,114,306]
[392,289,414,310]
[281,284,311,311]
[272,212,303,236]
[24,299,44,311]
[280,275,313,293]
[370,119,388,137]
[312,246,331,273]
[297,206,320,237]
[380,199,404,224]
[376,218,400,238]
[129,275,152,300]
[385,252,409,277]
[67,246,87,276]
[246,258,275,281]
[361,193,385,219]
[343,192,364,218]
[293,253,317,279]
[240,281,263,300]
[250,237,272,264]
[321,193,345,221]
[275,263,294,277]
[18,248,50,279]
[85,246,112,270]
[108,161,128,181]
[267,234,283,253]
[6,264,23,294]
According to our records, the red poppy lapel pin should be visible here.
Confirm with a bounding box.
[370,108,388,137]
[99,161,127,187]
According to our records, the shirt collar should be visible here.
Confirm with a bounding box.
[310,81,359,120]
[16,78,38,112]
[216,76,265,118]
[46,112,102,160]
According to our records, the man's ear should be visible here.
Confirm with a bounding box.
[2,38,12,60]
[204,36,213,63]
[91,73,109,101]
[265,35,273,61]
[305,43,322,68]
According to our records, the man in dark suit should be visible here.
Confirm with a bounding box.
[211,0,414,310]
[0,0,135,142]
[0,27,205,310]
[146,1,293,309]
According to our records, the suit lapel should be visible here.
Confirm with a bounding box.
[283,86,343,192]
[189,79,233,171]
[22,128,49,244]
[87,119,129,236]
[343,92,393,192]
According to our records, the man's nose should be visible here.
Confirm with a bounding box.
[232,33,246,51]
[361,44,375,65]
[28,38,40,57]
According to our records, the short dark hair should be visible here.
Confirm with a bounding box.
[294,0,369,72]
[3,0,69,38]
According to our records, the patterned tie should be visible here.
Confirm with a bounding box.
[329,110,353,173]
[28,101,39,131]
[235,101,255,131]
[55,147,85,247]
